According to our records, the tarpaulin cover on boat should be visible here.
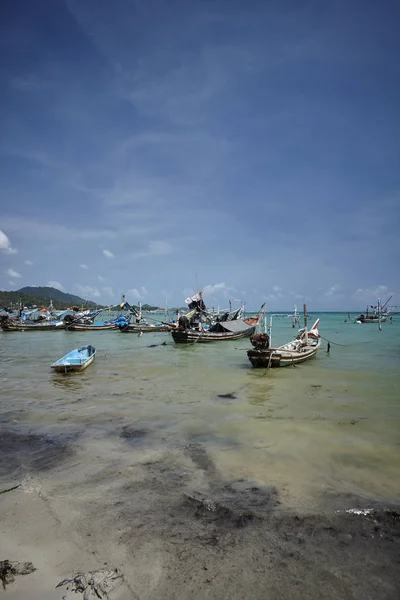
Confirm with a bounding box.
[209,319,252,333]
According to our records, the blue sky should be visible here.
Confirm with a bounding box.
[0,0,399,310]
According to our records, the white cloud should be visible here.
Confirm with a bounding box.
[79,263,89,270]
[289,291,304,300]
[0,230,18,254]
[9,280,15,286]
[98,275,105,282]
[354,285,389,299]
[7,268,21,278]
[102,249,114,258]
[126,286,148,300]
[24,260,34,266]
[273,285,282,292]
[202,282,234,298]
[325,284,342,297]
[74,284,101,299]
[133,240,172,258]
[47,280,64,291]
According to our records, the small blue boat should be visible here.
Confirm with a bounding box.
[51,345,96,373]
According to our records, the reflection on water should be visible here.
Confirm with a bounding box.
[1,313,400,509]
[51,373,87,391]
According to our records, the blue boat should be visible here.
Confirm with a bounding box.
[51,345,96,373]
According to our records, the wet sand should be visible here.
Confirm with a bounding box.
[1,427,399,600]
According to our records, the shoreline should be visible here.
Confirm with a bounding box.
[1,448,399,600]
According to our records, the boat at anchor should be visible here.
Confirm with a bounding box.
[247,305,321,368]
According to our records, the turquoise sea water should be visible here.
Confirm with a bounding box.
[1,312,399,511]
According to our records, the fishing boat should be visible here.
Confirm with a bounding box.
[117,301,177,333]
[66,321,117,331]
[355,296,391,326]
[119,322,174,333]
[0,317,65,331]
[247,305,321,368]
[51,345,96,373]
[171,292,265,343]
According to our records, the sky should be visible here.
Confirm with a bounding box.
[0,0,399,311]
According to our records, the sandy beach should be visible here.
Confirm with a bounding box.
[1,425,399,600]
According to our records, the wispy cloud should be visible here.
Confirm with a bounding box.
[79,263,89,270]
[102,249,114,259]
[11,75,50,91]
[202,282,235,298]
[102,286,114,299]
[47,280,64,291]
[133,240,172,258]
[7,268,21,278]
[24,260,34,266]
[74,284,101,299]
[0,230,18,254]
[126,286,148,301]
[353,286,393,301]
[325,284,342,297]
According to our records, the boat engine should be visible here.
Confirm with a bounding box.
[250,333,270,349]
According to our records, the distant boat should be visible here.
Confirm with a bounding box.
[355,296,391,325]
[51,345,96,373]
[247,306,321,368]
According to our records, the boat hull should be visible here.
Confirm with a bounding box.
[120,324,174,333]
[1,322,65,331]
[355,317,387,324]
[247,340,321,368]
[66,323,117,331]
[172,326,256,343]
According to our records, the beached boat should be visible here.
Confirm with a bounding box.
[247,306,321,368]
[172,293,265,343]
[51,345,96,373]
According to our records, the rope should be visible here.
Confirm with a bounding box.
[319,335,347,347]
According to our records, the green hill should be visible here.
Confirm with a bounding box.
[1,286,102,310]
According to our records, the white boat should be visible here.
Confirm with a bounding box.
[51,345,96,373]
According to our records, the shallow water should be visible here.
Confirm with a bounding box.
[1,312,399,510]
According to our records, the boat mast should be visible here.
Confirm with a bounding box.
[378,297,382,331]
[268,313,274,346]
[292,304,299,328]
[303,304,308,344]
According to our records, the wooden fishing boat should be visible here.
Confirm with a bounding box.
[51,345,96,373]
[247,306,321,368]
[66,321,117,331]
[0,318,65,331]
[116,300,176,333]
[171,301,265,344]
